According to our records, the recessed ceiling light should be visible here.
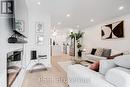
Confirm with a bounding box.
[118,6,124,10]
[57,22,61,25]
[66,14,70,17]
[90,19,94,22]
[37,2,41,5]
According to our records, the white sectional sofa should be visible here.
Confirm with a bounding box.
[67,64,130,87]
[67,54,130,87]
[82,48,122,62]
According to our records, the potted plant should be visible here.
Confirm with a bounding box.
[68,31,84,57]
[78,49,82,57]
[77,42,82,57]
[75,31,84,41]
[69,32,75,39]
[68,32,76,56]
[75,31,84,57]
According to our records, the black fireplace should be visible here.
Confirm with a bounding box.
[7,51,22,62]
[7,49,23,87]
[13,51,21,61]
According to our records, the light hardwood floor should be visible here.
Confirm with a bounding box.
[22,54,73,87]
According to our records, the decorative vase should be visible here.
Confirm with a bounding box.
[78,51,82,57]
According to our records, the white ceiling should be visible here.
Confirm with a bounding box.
[27,0,130,29]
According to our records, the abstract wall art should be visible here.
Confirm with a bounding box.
[35,22,44,33]
[101,21,124,39]
[15,20,24,32]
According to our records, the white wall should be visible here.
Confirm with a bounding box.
[0,18,23,87]
[15,0,29,37]
[25,1,51,68]
[82,14,130,52]
[15,0,29,69]
[12,0,29,87]
[0,0,28,86]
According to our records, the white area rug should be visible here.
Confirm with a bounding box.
[58,61,73,72]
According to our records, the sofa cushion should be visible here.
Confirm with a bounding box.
[105,67,130,87]
[86,54,107,61]
[101,49,111,57]
[68,64,104,79]
[86,48,92,54]
[99,60,116,75]
[90,61,100,72]
[68,64,115,87]
[95,48,104,56]
[114,55,130,68]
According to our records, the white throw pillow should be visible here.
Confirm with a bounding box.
[95,48,103,56]
[105,67,130,87]
[86,48,92,54]
[99,60,116,75]
[114,55,130,68]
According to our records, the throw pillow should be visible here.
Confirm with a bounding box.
[86,48,92,54]
[107,53,123,59]
[101,49,111,57]
[91,48,97,55]
[114,55,130,68]
[89,61,100,72]
[95,48,104,56]
[99,60,116,75]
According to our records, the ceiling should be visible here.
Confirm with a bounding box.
[27,0,130,29]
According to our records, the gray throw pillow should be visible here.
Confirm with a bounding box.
[114,55,130,68]
[99,60,116,75]
[101,49,111,57]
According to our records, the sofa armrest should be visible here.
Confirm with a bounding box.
[67,64,115,87]
[82,51,90,55]
[105,67,130,87]
[82,52,90,59]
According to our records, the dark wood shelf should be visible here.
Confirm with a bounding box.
[8,37,27,43]
[13,30,27,38]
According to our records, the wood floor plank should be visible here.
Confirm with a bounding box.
[22,54,73,87]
